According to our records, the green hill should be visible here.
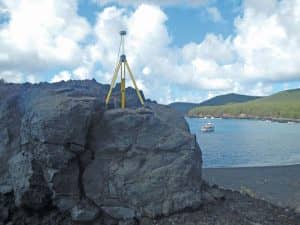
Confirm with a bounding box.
[188,89,300,119]
[169,93,260,114]
[199,93,261,106]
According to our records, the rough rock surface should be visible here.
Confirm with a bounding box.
[71,199,99,222]
[0,80,299,225]
[8,151,52,209]
[84,107,202,218]
[0,80,202,223]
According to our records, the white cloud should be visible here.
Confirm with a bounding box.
[57,1,300,103]
[0,69,41,83]
[248,82,273,96]
[94,0,209,7]
[206,7,223,22]
[142,67,151,75]
[0,5,8,19]
[26,74,40,83]
[182,34,236,65]
[51,70,72,83]
[0,70,23,83]
[233,0,300,82]
[87,4,236,103]
[2,0,300,104]
[73,66,91,80]
[0,0,90,73]
[51,67,92,82]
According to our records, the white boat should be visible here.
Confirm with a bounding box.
[201,123,215,132]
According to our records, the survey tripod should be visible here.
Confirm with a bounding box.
[105,30,145,108]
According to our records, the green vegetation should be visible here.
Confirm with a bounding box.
[198,93,261,106]
[189,89,300,119]
[169,93,260,114]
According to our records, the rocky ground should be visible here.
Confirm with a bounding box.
[0,80,299,225]
[154,187,300,225]
[1,186,299,225]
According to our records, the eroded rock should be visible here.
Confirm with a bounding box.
[84,107,202,218]
[8,151,52,210]
[101,206,137,220]
[71,199,100,222]
[0,80,203,222]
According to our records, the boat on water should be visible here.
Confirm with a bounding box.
[287,121,295,124]
[201,122,215,132]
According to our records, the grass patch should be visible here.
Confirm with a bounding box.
[189,89,300,119]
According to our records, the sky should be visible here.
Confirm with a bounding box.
[0,0,300,103]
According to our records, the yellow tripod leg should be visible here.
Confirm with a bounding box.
[105,62,121,106]
[125,61,145,106]
[121,77,126,108]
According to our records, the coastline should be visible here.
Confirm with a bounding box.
[203,164,300,211]
[188,114,300,123]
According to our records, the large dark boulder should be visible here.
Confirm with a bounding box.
[0,80,203,223]
[84,106,202,218]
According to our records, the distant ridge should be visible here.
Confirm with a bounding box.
[168,102,199,115]
[199,93,261,106]
[189,88,300,120]
[169,93,261,114]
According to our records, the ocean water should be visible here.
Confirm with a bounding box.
[186,118,300,168]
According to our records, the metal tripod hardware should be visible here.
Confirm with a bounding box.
[105,30,145,109]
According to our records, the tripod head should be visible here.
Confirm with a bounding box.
[119,30,127,58]
[120,30,127,36]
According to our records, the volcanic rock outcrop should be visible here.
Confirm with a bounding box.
[1,80,300,225]
[0,80,203,224]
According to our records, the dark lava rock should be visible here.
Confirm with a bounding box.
[84,106,202,218]
[0,80,299,225]
[71,199,100,222]
[8,151,52,210]
[0,80,202,223]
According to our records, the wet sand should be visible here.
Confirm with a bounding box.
[203,164,300,210]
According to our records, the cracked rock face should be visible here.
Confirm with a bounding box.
[8,151,52,209]
[0,80,203,222]
[84,107,202,218]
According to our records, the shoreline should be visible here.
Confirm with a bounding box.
[203,162,300,169]
[203,164,300,211]
[188,114,300,123]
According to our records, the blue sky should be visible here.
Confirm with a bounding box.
[77,0,241,46]
[165,1,240,46]
[0,0,300,103]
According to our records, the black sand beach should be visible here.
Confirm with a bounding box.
[203,164,300,211]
